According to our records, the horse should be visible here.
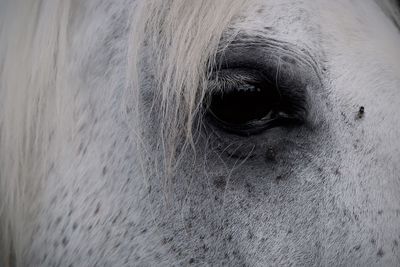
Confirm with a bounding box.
[1,0,400,266]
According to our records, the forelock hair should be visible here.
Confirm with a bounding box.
[127,0,253,177]
[377,0,400,29]
[0,1,71,266]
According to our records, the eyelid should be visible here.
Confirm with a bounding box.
[217,34,322,74]
[207,111,305,137]
[213,40,321,108]
[209,68,271,93]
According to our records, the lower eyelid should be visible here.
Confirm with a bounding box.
[204,118,307,161]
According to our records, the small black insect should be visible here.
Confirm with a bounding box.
[357,106,365,119]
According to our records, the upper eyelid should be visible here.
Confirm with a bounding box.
[215,34,323,82]
[209,63,311,102]
[210,40,323,114]
[209,69,271,90]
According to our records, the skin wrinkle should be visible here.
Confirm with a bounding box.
[224,35,323,78]
[214,38,322,92]
[0,0,399,266]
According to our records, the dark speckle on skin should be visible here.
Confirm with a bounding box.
[245,182,253,194]
[154,253,161,261]
[78,142,87,155]
[227,234,233,242]
[78,123,87,133]
[353,244,361,251]
[94,203,101,215]
[189,258,195,264]
[247,230,254,240]
[213,176,226,189]
[55,216,62,227]
[62,237,69,247]
[275,175,286,184]
[370,238,376,245]
[102,166,107,175]
[78,143,84,153]
[378,210,383,215]
[161,237,173,245]
[265,147,276,162]
[377,248,384,257]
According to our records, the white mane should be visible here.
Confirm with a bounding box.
[0,0,398,266]
[0,1,72,265]
[127,0,253,177]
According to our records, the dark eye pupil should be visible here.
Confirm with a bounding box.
[208,82,280,126]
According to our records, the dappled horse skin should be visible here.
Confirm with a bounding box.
[1,0,400,266]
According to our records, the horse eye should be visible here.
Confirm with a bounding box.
[210,81,279,122]
[206,70,305,136]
